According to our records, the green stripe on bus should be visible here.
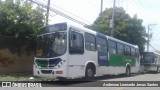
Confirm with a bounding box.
[35,59,48,67]
[109,54,136,67]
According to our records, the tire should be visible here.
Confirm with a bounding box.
[126,66,131,76]
[85,65,95,81]
[157,66,159,73]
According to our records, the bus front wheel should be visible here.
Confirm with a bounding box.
[85,65,95,81]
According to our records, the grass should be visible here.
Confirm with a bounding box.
[0,73,56,81]
[0,75,29,81]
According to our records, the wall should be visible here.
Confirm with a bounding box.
[0,35,35,73]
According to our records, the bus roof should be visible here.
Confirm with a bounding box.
[107,36,138,49]
[68,23,97,35]
[56,22,139,49]
[142,51,160,56]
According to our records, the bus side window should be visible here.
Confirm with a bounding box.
[69,31,84,54]
[131,47,136,56]
[108,40,116,54]
[117,43,124,55]
[124,45,131,56]
[85,33,96,51]
[96,37,107,53]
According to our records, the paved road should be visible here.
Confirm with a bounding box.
[28,72,159,90]
[1,73,160,90]
[43,72,160,89]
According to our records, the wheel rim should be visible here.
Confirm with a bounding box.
[87,69,93,78]
[126,68,130,76]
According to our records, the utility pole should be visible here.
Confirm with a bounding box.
[110,0,116,37]
[147,24,157,51]
[46,0,50,26]
[147,25,150,52]
[100,0,103,20]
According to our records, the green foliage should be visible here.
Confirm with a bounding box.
[0,0,45,40]
[86,7,147,53]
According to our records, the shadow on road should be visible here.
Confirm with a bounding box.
[41,74,141,87]
[94,74,138,81]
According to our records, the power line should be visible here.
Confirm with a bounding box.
[149,44,159,51]
[134,0,160,40]
[136,0,160,23]
[129,0,158,26]
[124,1,137,14]
[28,0,89,26]
[134,0,157,22]
[129,0,160,39]
[133,0,160,51]
[147,24,157,51]
[43,0,92,24]
[151,33,160,40]
[124,0,160,51]
[129,0,152,19]
[86,0,100,10]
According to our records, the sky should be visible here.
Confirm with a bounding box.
[37,0,160,51]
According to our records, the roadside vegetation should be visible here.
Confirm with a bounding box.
[86,7,147,53]
[0,0,45,41]
[0,73,55,81]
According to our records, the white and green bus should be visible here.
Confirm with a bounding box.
[33,22,140,80]
[141,52,160,73]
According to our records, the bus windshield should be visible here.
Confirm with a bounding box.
[141,54,154,63]
[36,32,67,58]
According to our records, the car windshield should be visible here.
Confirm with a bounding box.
[36,32,67,58]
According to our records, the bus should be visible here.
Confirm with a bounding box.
[141,52,160,73]
[33,22,140,80]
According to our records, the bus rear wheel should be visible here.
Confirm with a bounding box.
[157,66,159,73]
[85,65,95,81]
[126,66,131,76]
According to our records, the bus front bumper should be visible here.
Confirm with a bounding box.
[33,68,67,78]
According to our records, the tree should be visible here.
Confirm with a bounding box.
[0,0,45,40]
[86,7,147,53]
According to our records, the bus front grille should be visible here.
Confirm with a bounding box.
[41,70,52,74]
